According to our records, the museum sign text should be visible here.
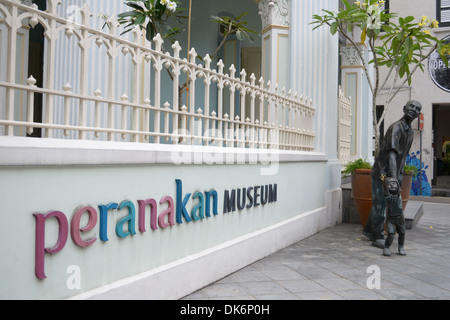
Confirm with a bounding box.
[33,179,278,279]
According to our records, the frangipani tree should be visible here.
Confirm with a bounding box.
[312,0,450,156]
[117,0,257,60]
[118,0,185,42]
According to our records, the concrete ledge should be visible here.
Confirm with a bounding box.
[68,206,328,300]
[0,136,327,166]
[404,200,424,230]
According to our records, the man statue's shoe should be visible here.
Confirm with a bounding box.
[372,239,385,249]
[398,246,406,256]
[383,247,391,256]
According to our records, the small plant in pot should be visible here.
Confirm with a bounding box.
[343,158,372,175]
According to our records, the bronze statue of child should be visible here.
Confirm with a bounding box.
[382,177,406,256]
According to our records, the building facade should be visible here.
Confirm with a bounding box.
[338,0,450,196]
[0,0,343,299]
[377,0,450,196]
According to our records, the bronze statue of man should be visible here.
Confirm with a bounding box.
[363,100,422,254]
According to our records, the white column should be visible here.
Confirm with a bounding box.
[289,0,341,224]
[340,44,374,162]
[257,0,290,128]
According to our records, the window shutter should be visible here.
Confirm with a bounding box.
[439,0,450,26]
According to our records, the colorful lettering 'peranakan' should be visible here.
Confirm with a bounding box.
[32,179,276,279]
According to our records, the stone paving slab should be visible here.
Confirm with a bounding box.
[182,201,450,300]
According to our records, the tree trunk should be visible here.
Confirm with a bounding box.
[372,96,380,158]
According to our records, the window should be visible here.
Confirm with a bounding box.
[438,0,450,27]
[380,0,389,13]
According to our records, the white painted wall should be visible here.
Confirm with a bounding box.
[0,0,344,300]
[289,0,342,227]
[0,138,329,299]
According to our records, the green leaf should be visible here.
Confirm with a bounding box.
[236,11,248,21]
[330,22,338,35]
[342,0,351,10]
[405,36,413,52]
[399,65,405,78]
[118,11,139,19]
[441,54,449,68]
[125,2,146,12]
[134,12,147,26]
[404,16,415,24]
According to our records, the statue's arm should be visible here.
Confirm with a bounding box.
[388,150,398,180]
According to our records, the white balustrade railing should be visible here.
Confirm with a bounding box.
[338,86,352,166]
[0,0,315,151]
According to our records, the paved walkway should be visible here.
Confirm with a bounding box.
[183,199,450,300]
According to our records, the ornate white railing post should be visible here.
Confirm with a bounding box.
[338,86,352,166]
[63,83,72,136]
[144,98,151,142]
[120,93,129,140]
[239,69,247,124]
[188,47,197,136]
[94,89,102,138]
[216,60,225,142]
[106,15,119,141]
[4,1,19,136]
[172,41,181,120]
[249,73,256,124]
[203,54,212,120]
[26,76,37,135]
[164,101,171,142]
[43,0,61,138]
[77,4,92,140]
[152,33,164,144]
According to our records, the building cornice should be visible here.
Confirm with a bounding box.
[257,0,290,30]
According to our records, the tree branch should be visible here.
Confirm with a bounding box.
[376,43,437,129]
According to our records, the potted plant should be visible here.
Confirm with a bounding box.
[402,164,417,209]
[344,159,416,226]
[343,158,373,227]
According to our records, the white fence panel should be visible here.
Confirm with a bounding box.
[0,0,316,151]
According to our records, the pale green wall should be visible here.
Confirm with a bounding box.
[0,159,325,299]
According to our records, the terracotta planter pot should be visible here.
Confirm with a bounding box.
[401,172,413,210]
[351,169,372,227]
[351,169,413,227]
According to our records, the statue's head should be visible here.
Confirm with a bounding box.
[403,100,422,120]
[386,178,399,195]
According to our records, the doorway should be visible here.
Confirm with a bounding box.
[242,47,262,120]
[432,103,450,196]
